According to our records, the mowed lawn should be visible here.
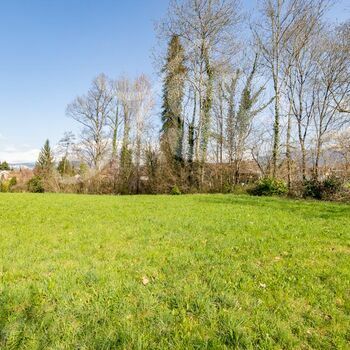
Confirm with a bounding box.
[0,194,349,349]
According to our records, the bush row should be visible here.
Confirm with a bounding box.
[247,175,349,201]
[3,171,348,202]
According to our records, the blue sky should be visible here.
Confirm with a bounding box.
[0,0,349,163]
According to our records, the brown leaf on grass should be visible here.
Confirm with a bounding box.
[142,276,150,286]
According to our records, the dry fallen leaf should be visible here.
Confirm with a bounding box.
[142,276,150,286]
[259,283,267,289]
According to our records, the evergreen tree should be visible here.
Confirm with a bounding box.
[35,139,54,175]
[161,35,187,163]
[57,156,73,176]
[0,161,10,170]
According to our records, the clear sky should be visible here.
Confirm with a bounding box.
[0,0,349,163]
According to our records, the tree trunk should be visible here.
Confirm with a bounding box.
[286,113,292,190]
[112,106,119,160]
[314,138,322,180]
[272,78,280,178]
[200,48,214,187]
[188,91,197,187]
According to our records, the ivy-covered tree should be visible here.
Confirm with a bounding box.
[161,35,187,163]
[232,55,273,183]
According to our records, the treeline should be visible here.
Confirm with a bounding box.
[4,0,350,199]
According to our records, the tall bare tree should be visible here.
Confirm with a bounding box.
[66,74,114,169]
[283,3,327,179]
[108,83,121,161]
[117,77,135,176]
[134,75,154,193]
[311,27,350,178]
[331,21,350,114]
[254,0,326,177]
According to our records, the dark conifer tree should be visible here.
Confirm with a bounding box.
[35,139,54,175]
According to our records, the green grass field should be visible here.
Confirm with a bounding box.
[0,193,349,349]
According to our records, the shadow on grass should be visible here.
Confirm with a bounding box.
[195,195,350,220]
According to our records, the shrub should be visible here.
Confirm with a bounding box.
[322,175,343,196]
[27,176,45,193]
[0,181,9,192]
[0,177,18,193]
[9,176,17,188]
[223,184,253,195]
[170,185,181,195]
[303,178,323,199]
[304,175,343,200]
[249,177,288,197]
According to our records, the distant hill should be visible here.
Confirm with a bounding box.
[9,162,35,170]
